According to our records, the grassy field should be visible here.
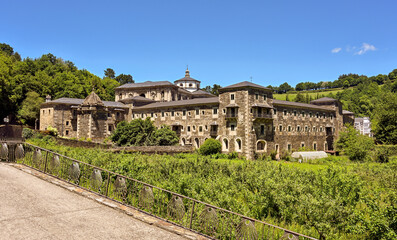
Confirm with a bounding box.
[273,89,344,101]
[26,137,397,240]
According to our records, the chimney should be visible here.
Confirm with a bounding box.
[46,95,52,102]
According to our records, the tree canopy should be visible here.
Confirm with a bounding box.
[0,43,132,125]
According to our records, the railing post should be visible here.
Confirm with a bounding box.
[189,201,195,229]
[105,172,111,197]
[44,151,49,173]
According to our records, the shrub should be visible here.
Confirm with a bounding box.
[280,150,292,161]
[46,126,58,136]
[270,150,277,160]
[152,125,179,146]
[198,138,221,155]
[227,151,239,159]
[374,147,391,163]
[86,138,92,142]
[22,128,35,139]
[337,125,375,161]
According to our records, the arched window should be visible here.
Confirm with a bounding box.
[181,138,186,146]
[236,139,242,152]
[140,93,146,98]
[223,139,229,151]
[194,138,200,148]
[256,141,266,152]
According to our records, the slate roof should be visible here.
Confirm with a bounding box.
[116,81,176,89]
[342,110,355,115]
[252,102,273,108]
[219,81,271,92]
[310,97,338,103]
[41,97,127,108]
[273,99,334,111]
[133,97,219,110]
[175,76,199,82]
[191,89,216,97]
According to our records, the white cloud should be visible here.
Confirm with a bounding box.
[355,43,376,55]
[331,47,342,53]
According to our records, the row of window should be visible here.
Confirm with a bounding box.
[281,109,334,119]
[230,93,267,101]
[278,125,326,132]
[133,108,219,119]
[257,141,326,152]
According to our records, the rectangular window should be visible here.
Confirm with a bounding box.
[162,111,165,117]
[231,124,235,131]
[310,112,313,117]
[297,126,301,132]
[305,126,308,132]
[313,143,317,150]
[288,126,291,132]
[187,126,191,132]
[108,125,112,131]
[196,109,199,115]
[301,143,305,148]
[302,111,305,117]
[255,94,259,100]
[261,125,265,134]
[264,94,267,100]
[65,130,69,135]
[213,108,218,114]
[171,111,175,117]
[231,94,235,100]
[294,111,297,116]
[283,110,287,116]
[199,126,203,132]
[141,113,144,118]
[279,125,283,132]
[66,121,69,126]
[183,110,186,116]
[323,113,326,118]
[288,144,291,151]
[274,108,277,114]
[151,112,154,117]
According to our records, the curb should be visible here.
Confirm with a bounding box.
[10,163,209,240]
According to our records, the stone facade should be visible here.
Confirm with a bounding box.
[40,70,353,159]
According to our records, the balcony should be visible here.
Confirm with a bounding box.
[225,113,238,119]
[253,113,273,119]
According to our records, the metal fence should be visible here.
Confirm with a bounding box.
[0,141,317,240]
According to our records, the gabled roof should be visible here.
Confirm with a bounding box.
[310,97,338,103]
[82,91,104,106]
[273,99,335,111]
[116,81,176,89]
[133,97,219,110]
[219,81,271,92]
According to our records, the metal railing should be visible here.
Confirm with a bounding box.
[0,141,317,240]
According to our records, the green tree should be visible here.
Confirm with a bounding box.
[104,68,115,79]
[199,138,221,155]
[336,125,374,161]
[295,92,305,103]
[372,92,397,144]
[202,84,222,96]
[115,74,134,85]
[17,91,44,125]
[278,82,293,93]
[152,125,179,145]
[0,43,14,56]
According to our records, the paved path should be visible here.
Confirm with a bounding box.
[0,162,186,240]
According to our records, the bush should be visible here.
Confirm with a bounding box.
[280,150,292,161]
[198,138,221,155]
[270,150,277,160]
[22,128,35,139]
[46,126,58,136]
[374,147,391,163]
[227,151,239,159]
[337,125,375,161]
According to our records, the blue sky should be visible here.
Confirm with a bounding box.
[2,0,396,87]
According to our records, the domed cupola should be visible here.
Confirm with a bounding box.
[174,67,201,92]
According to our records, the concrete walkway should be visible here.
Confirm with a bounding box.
[0,162,186,240]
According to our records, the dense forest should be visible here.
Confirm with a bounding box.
[0,43,132,126]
